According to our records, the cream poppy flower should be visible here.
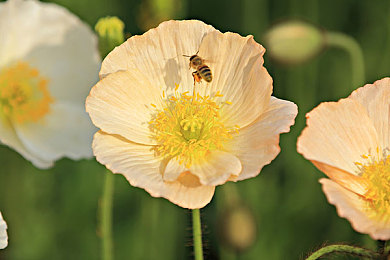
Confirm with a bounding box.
[297,78,390,240]
[86,20,297,209]
[0,0,100,168]
[0,212,7,249]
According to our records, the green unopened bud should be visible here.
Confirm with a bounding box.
[264,21,325,65]
[138,0,186,31]
[218,204,257,252]
[95,16,125,58]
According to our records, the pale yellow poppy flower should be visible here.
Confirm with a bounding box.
[0,0,100,168]
[86,20,297,209]
[297,78,390,239]
[0,212,7,249]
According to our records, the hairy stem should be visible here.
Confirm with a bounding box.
[192,209,204,260]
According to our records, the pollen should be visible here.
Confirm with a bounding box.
[149,90,236,168]
[358,151,390,222]
[0,62,53,123]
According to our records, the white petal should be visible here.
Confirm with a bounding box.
[100,20,215,94]
[230,97,297,181]
[0,0,99,74]
[14,101,95,162]
[86,70,164,145]
[189,151,242,186]
[312,161,368,196]
[297,98,380,175]
[196,31,273,129]
[320,178,390,240]
[23,19,100,105]
[0,212,8,249]
[349,78,390,150]
[164,151,242,186]
[163,159,187,182]
[93,131,215,209]
[0,115,52,168]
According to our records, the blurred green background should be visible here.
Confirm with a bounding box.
[1,0,390,259]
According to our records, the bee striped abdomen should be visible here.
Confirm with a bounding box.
[198,65,212,82]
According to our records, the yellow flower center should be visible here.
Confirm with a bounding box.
[358,152,390,222]
[149,90,237,167]
[0,62,53,123]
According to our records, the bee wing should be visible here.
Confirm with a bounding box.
[202,57,217,65]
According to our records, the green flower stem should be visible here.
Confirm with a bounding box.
[192,209,204,260]
[101,171,114,260]
[325,31,365,88]
[306,245,380,260]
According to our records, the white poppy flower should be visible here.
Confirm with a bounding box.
[86,20,297,209]
[0,0,100,168]
[297,78,390,240]
[0,212,7,249]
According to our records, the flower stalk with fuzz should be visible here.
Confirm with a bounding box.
[0,0,100,168]
[297,78,390,240]
[86,20,297,209]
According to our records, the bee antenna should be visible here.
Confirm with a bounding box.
[196,50,199,55]
[182,54,191,57]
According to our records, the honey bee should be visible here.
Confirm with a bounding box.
[184,53,213,84]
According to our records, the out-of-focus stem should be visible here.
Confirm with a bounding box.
[325,31,365,88]
[101,172,114,260]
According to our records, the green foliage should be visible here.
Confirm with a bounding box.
[1,0,390,259]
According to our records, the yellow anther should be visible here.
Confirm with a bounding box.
[0,62,53,123]
[215,91,224,97]
[149,90,234,167]
[359,152,390,222]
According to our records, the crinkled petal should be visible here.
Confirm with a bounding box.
[297,98,380,175]
[14,101,95,162]
[196,31,273,129]
[164,151,242,186]
[100,20,215,94]
[93,131,215,209]
[163,158,187,182]
[0,212,8,249]
[312,161,368,196]
[320,178,390,240]
[349,78,390,150]
[0,0,99,76]
[86,70,164,145]
[0,116,52,168]
[190,151,242,186]
[230,97,297,181]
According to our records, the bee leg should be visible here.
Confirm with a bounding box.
[192,71,201,86]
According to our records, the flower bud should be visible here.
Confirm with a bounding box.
[138,0,185,31]
[218,204,257,252]
[264,21,325,65]
[95,16,125,58]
